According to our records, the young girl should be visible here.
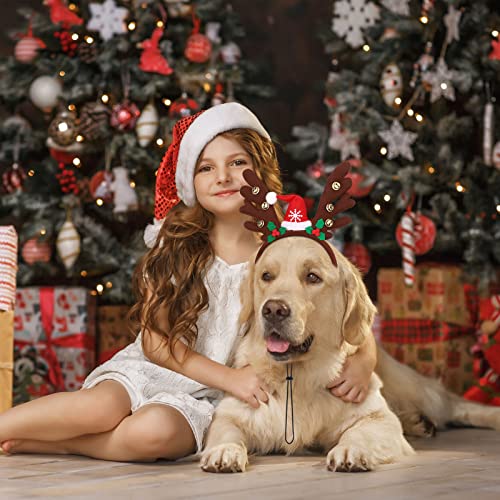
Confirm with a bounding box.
[0,102,377,462]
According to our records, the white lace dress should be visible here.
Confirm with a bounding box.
[82,257,248,453]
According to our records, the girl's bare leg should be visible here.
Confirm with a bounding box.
[0,381,131,444]
[3,404,196,462]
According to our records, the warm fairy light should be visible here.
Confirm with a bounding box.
[415,113,423,122]
[106,281,113,289]
[156,138,164,146]
[203,83,212,92]
[71,33,79,41]
[427,164,436,174]
[85,36,94,44]
[492,30,499,38]
[130,181,136,188]
[96,198,104,206]
[68,104,76,111]
[362,44,370,52]
[394,97,402,105]
[73,158,81,167]
[156,20,164,28]
[80,270,88,277]
[76,134,84,142]
[380,146,387,155]
[59,70,66,77]
[374,203,382,213]
[40,228,46,236]
[420,16,429,24]
[101,94,110,104]
[69,3,77,11]
[497,204,500,213]
[440,82,448,90]
[96,284,104,294]
[407,109,414,117]
[90,290,97,296]
[128,21,137,31]
[455,182,466,193]
[141,2,147,8]
[162,98,171,106]
[28,170,35,176]
[58,122,69,133]
[383,194,391,202]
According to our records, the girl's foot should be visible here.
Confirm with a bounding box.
[0,439,68,455]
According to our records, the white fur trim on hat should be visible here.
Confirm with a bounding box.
[281,220,312,231]
[144,217,164,248]
[175,102,271,207]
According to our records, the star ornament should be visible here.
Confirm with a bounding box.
[87,0,128,41]
[444,5,462,45]
[378,121,417,161]
[489,38,500,61]
[422,58,458,103]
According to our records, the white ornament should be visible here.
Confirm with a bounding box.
[328,113,361,160]
[29,76,62,111]
[444,5,462,45]
[380,63,403,107]
[205,22,222,44]
[87,0,128,41]
[220,42,242,64]
[332,0,380,49]
[422,58,459,103]
[483,101,494,166]
[378,121,417,161]
[136,103,159,147]
[381,0,410,16]
[492,141,500,170]
[110,167,138,214]
[56,216,80,271]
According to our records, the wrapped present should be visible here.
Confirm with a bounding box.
[0,311,14,413]
[377,266,477,327]
[0,225,18,312]
[97,305,135,364]
[13,287,96,404]
[381,318,475,395]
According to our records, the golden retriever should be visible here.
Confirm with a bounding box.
[200,237,500,473]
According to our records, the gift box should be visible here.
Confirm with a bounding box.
[13,287,96,404]
[377,266,477,327]
[381,318,475,395]
[0,225,18,412]
[97,305,135,364]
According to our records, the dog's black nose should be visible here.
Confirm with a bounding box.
[262,300,290,321]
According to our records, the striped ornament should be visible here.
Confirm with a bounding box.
[56,218,81,271]
[21,238,52,264]
[136,103,159,147]
[399,212,416,287]
[0,226,18,311]
[14,37,42,63]
[184,33,212,63]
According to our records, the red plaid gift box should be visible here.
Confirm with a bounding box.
[13,287,96,404]
[381,318,475,395]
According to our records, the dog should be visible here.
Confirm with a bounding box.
[200,238,500,473]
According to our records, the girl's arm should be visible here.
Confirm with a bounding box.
[327,332,377,403]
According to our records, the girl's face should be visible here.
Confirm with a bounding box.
[194,135,254,217]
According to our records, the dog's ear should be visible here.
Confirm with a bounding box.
[239,259,256,336]
[340,257,377,346]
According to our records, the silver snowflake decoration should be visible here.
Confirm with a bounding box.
[332,0,380,49]
[378,121,417,161]
[444,5,462,45]
[422,58,459,103]
[87,0,128,42]
[328,114,361,161]
[289,209,303,223]
[381,0,410,16]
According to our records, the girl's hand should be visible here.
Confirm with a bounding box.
[327,354,373,404]
[228,365,269,409]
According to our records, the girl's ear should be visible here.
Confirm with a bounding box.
[239,258,256,336]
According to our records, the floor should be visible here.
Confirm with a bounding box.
[1,429,499,499]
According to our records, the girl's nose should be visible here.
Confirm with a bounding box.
[215,166,231,183]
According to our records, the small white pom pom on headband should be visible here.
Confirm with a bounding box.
[144,102,271,248]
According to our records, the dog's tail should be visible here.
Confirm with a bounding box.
[376,345,500,436]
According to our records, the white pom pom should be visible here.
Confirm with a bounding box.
[144,218,164,248]
[266,192,278,205]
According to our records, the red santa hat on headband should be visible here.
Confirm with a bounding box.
[144,102,271,248]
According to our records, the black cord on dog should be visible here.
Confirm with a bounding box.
[285,364,295,444]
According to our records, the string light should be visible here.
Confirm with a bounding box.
[28,170,35,177]
[71,33,79,41]
[427,164,436,174]
[380,146,387,155]
[128,21,136,31]
[90,290,97,296]
[492,30,499,38]
[72,158,81,167]
[162,98,171,106]
[101,94,110,104]
[96,198,104,206]
[68,104,76,111]
[383,194,391,202]
[374,203,382,213]
[96,284,104,294]
[203,83,212,92]
[76,134,84,142]
[455,181,466,193]
[68,3,77,11]
[156,20,164,28]
[58,122,69,133]
[415,113,423,122]
[440,82,448,90]
[156,138,164,146]
[129,181,136,188]
[394,97,402,105]
[59,70,66,77]
[80,270,88,277]
[362,44,370,52]
[85,36,94,44]
[40,228,46,236]
[407,109,415,117]
[497,204,500,213]
[105,281,113,289]
[420,16,429,24]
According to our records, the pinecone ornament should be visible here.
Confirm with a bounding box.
[79,101,110,141]
[78,40,98,63]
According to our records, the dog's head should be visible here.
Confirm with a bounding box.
[239,237,376,364]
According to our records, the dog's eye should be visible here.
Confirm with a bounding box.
[306,273,322,284]
[261,272,273,282]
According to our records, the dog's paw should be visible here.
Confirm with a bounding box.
[200,443,248,473]
[326,445,373,472]
[401,413,436,438]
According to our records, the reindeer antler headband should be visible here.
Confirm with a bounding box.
[240,161,356,265]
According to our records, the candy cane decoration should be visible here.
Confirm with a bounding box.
[400,212,416,286]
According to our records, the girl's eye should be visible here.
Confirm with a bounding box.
[231,159,247,166]
[198,165,212,173]
[306,273,322,284]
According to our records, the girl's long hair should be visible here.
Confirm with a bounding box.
[129,128,283,362]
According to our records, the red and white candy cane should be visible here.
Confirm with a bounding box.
[400,211,416,286]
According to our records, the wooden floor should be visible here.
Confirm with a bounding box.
[1,429,499,499]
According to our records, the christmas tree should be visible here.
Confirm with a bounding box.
[287,0,500,286]
[0,0,272,303]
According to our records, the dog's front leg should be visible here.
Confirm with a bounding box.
[200,414,249,473]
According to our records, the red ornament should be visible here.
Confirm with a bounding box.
[89,170,113,202]
[396,213,436,256]
[54,30,79,57]
[346,170,375,198]
[2,163,27,193]
[168,95,200,120]
[21,238,52,264]
[343,242,372,275]
[44,0,83,29]
[15,37,45,63]
[184,33,212,63]
[139,27,174,76]
[110,101,140,131]
[489,39,500,61]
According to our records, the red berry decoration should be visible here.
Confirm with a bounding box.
[54,30,79,57]
[2,162,27,193]
[343,242,372,274]
[56,162,79,194]
[184,33,212,63]
[21,238,52,264]
[110,101,140,131]
[168,95,200,120]
[396,213,436,256]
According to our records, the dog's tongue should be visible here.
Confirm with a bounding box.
[266,334,290,353]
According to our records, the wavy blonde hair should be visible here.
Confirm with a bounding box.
[129,129,283,363]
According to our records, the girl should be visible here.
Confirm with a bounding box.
[0,103,376,462]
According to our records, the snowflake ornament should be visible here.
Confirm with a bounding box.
[289,209,303,223]
[444,5,462,45]
[422,58,459,103]
[332,0,380,49]
[381,0,410,16]
[328,114,361,161]
[378,121,417,161]
[87,0,128,42]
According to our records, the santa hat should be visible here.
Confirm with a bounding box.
[275,194,312,231]
[144,102,271,248]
